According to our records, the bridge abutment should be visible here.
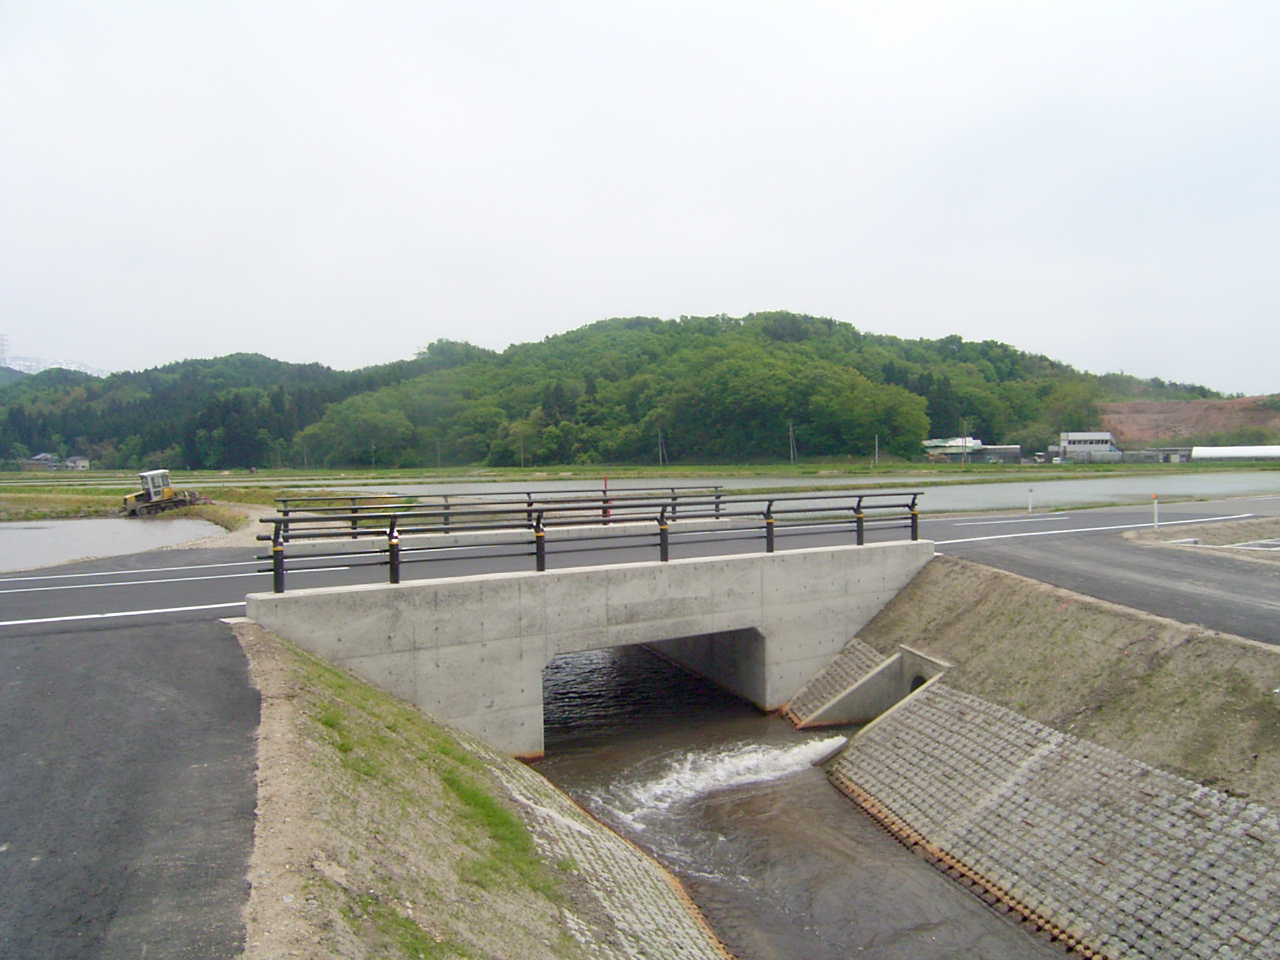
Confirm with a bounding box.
[245,541,933,756]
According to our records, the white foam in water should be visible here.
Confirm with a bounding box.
[594,736,847,830]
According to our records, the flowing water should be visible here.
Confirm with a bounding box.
[536,647,1064,960]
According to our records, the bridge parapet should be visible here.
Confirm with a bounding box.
[246,540,934,756]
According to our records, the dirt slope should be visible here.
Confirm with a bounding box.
[1099,396,1280,446]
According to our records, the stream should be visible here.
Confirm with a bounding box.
[535,647,1065,959]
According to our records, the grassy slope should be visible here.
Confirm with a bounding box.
[234,621,728,960]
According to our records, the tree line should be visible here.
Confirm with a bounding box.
[0,312,1223,470]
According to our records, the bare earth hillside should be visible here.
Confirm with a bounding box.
[1099,396,1280,445]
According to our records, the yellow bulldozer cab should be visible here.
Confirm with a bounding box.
[138,469,173,501]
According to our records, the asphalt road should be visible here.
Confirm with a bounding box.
[2,493,1278,957]
[0,619,257,960]
[925,495,1280,645]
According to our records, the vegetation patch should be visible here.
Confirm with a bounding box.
[235,622,601,960]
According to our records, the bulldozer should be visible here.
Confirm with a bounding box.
[122,469,210,516]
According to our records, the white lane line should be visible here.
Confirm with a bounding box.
[0,558,262,584]
[952,515,1073,527]
[0,565,354,595]
[0,602,246,628]
[936,513,1253,545]
[0,571,268,595]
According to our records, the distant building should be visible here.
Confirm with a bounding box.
[22,452,60,471]
[980,445,1023,464]
[1057,432,1122,463]
[922,437,984,463]
[20,453,91,471]
[1190,446,1280,461]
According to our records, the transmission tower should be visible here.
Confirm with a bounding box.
[0,334,8,369]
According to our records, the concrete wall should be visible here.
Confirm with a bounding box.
[794,644,950,727]
[245,541,933,756]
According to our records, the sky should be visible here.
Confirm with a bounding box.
[2,2,1278,395]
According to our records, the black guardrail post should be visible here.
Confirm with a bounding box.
[764,501,775,553]
[855,496,866,546]
[910,495,920,540]
[271,525,286,593]
[714,491,722,517]
[388,518,401,584]
[534,511,546,572]
[658,506,670,562]
[526,493,535,527]
[350,498,359,538]
[280,505,291,537]
[442,494,451,529]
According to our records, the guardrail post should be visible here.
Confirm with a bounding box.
[526,493,535,527]
[910,502,919,541]
[388,520,401,584]
[534,513,546,572]
[350,500,359,538]
[856,509,866,546]
[271,526,286,593]
[658,508,670,562]
[714,491,722,517]
[442,494,451,529]
[280,505,291,537]
[764,502,775,553]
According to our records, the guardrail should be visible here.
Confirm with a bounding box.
[274,483,726,530]
[257,489,922,593]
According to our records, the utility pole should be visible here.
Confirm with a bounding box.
[657,428,668,467]
[788,420,797,462]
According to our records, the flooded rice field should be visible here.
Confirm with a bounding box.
[0,517,220,573]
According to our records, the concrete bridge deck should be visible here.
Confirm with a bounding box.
[246,540,934,756]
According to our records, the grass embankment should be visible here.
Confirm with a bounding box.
[234,621,727,960]
[859,553,1280,806]
[238,621,581,959]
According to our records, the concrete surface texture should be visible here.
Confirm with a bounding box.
[246,541,933,756]
[828,683,1280,960]
[785,638,950,727]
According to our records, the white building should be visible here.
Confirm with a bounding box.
[1058,432,1122,463]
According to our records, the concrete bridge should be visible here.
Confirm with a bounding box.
[246,540,934,756]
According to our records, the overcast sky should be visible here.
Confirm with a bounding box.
[2,2,1277,395]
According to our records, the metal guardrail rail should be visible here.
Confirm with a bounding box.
[257,489,923,593]
[274,484,725,524]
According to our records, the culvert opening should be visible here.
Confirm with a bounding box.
[541,646,755,752]
[909,674,927,692]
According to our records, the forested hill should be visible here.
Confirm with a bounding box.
[1,312,1220,469]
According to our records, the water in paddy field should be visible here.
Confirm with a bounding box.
[536,648,1064,960]
[0,516,222,572]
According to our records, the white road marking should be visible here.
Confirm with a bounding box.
[936,513,1253,545]
[0,602,246,628]
[951,515,1073,527]
[0,558,261,584]
[0,565,353,596]
[0,571,267,595]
